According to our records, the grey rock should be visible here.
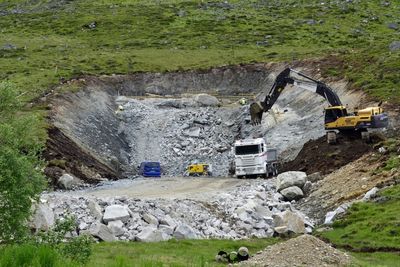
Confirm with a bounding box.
[88,199,103,220]
[89,222,116,241]
[159,224,174,236]
[184,127,201,138]
[389,41,400,51]
[107,220,125,236]
[324,203,350,225]
[302,181,313,195]
[277,171,307,191]
[58,173,79,190]
[136,226,170,242]
[173,224,198,240]
[280,186,304,201]
[388,23,398,30]
[143,213,159,226]
[194,94,220,107]
[103,205,131,223]
[31,204,55,231]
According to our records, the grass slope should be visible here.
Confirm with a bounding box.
[0,0,399,102]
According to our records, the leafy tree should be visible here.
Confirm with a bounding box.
[0,82,46,242]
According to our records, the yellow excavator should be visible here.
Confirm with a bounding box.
[250,68,389,143]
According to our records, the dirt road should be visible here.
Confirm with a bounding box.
[64,177,254,200]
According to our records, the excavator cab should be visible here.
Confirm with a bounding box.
[188,163,213,176]
[324,106,348,124]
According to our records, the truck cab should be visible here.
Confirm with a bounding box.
[234,138,278,178]
[138,161,161,177]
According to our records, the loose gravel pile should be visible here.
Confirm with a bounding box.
[240,234,352,267]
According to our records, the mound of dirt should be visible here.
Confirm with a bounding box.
[240,234,352,267]
[281,135,373,175]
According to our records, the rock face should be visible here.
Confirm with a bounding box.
[103,205,130,223]
[31,204,55,231]
[277,171,307,192]
[280,186,304,201]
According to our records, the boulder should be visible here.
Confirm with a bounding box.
[107,220,125,236]
[136,227,171,242]
[159,214,177,229]
[194,94,220,107]
[89,222,115,241]
[159,224,174,236]
[280,186,304,201]
[184,127,201,138]
[324,203,350,225]
[88,199,103,220]
[273,211,305,234]
[276,171,307,191]
[58,173,80,190]
[31,204,55,231]
[173,224,198,240]
[302,181,313,195]
[103,205,131,223]
[143,213,159,226]
[363,187,379,201]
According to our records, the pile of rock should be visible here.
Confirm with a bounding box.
[276,171,312,201]
[31,179,314,242]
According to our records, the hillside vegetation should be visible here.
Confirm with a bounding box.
[0,0,399,102]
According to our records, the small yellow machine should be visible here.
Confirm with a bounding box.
[188,163,212,176]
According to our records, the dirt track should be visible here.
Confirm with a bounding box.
[63,177,255,200]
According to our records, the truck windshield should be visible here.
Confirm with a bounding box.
[145,162,160,167]
[235,145,260,155]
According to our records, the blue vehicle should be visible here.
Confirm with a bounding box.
[138,161,161,177]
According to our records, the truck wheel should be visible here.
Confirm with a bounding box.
[327,131,337,144]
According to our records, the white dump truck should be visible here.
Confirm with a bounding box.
[234,138,278,178]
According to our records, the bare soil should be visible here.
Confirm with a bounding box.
[280,135,373,175]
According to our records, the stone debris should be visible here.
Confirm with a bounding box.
[38,178,314,242]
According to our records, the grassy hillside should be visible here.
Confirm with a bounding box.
[0,0,399,102]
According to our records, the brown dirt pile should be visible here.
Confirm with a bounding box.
[239,234,352,267]
[281,135,373,175]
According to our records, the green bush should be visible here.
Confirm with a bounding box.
[0,82,46,243]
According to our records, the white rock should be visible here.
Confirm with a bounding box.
[363,187,379,201]
[273,210,305,234]
[173,224,198,240]
[324,204,350,225]
[108,220,125,236]
[103,205,131,223]
[89,222,116,241]
[31,204,55,231]
[159,214,177,229]
[159,224,174,236]
[277,171,307,191]
[280,186,304,201]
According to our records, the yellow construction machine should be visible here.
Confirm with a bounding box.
[187,163,213,176]
[250,68,389,143]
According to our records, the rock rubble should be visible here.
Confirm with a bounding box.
[33,178,314,242]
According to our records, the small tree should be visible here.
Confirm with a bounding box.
[0,82,46,242]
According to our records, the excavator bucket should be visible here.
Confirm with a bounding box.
[250,102,263,125]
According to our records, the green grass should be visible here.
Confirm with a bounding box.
[0,0,399,102]
[318,185,400,266]
[87,238,280,267]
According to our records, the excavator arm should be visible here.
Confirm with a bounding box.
[250,68,343,124]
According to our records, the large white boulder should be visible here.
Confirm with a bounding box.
[143,213,159,226]
[173,224,198,240]
[103,205,131,223]
[58,174,80,190]
[31,204,55,231]
[280,186,304,201]
[89,222,116,241]
[273,211,305,234]
[277,171,307,192]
